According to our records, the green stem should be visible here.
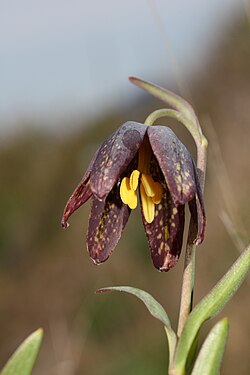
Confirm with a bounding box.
[144,109,202,147]
[177,242,196,338]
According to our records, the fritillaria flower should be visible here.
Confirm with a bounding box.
[61,121,205,271]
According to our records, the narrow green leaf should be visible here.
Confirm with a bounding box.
[129,76,198,127]
[97,286,171,326]
[185,331,199,375]
[191,318,229,375]
[129,76,208,151]
[1,329,43,375]
[96,286,177,366]
[172,244,250,374]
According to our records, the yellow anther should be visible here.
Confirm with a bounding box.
[140,183,155,224]
[119,136,163,223]
[120,177,129,204]
[152,182,163,204]
[130,170,140,191]
[141,174,156,197]
[120,177,137,209]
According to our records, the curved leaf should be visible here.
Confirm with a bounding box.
[172,244,250,374]
[128,77,207,152]
[129,76,198,128]
[96,286,177,366]
[1,329,43,375]
[191,318,229,375]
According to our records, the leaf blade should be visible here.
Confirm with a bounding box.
[172,244,250,374]
[129,76,198,126]
[191,318,229,375]
[1,329,43,375]
[96,286,177,366]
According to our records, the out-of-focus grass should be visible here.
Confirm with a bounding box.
[0,15,250,375]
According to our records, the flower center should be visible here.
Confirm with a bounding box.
[120,138,163,223]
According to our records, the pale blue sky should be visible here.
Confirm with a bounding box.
[0,0,242,132]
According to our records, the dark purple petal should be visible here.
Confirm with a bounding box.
[90,121,147,199]
[61,180,92,228]
[140,159,185,272]
[188,161,206,244]
[87,183,130,264]
[147,126,196,204]
[61,148,100,228]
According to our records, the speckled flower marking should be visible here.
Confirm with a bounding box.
[61,121,206,272]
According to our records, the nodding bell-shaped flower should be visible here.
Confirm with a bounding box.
[61,121,206,272]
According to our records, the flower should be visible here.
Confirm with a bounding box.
[61,121,205,272]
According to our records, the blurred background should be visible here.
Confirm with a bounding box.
[0,1,250,374]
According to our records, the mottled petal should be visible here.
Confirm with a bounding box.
[147,126,196,204]
[140,158,185,271]
[90,121,147,199]
[61,148,99,228]
[61,180,92,228]
[87,184,130,264]
[141,183,185,272]
[188,161,206,244]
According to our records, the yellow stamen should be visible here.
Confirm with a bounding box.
[120,177,137,209]
[130,170,140,191]
[140,183,155,224]
[119,136,163,222]
[141,174,156,197]
[152,182,163,204]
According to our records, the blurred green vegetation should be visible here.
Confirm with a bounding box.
[0,15,250,375]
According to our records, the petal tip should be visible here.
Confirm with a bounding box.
[152,251,180,272]
[61,217,69,229]
[91,257,103,266]
[194,236,204,246]
[158,255,178,272]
